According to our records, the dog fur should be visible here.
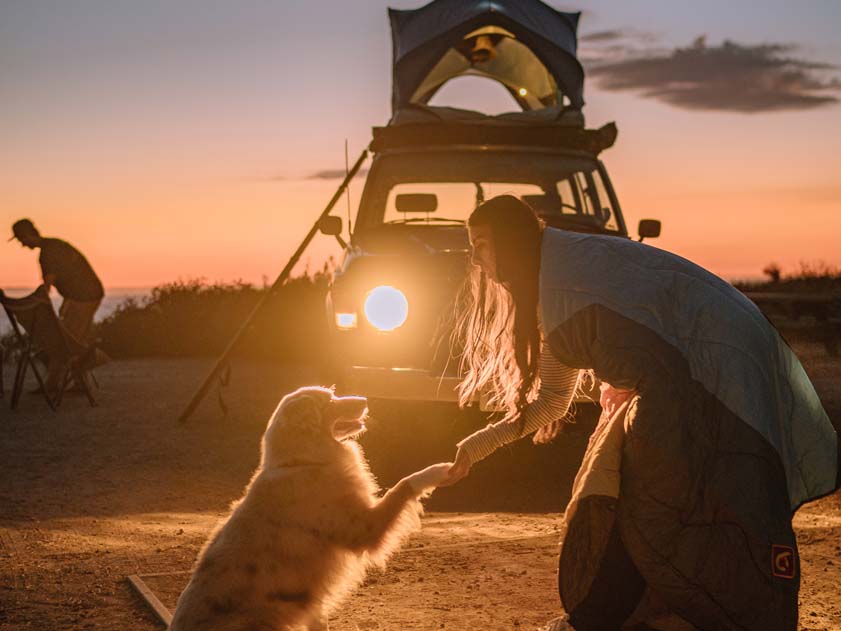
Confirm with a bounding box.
[170,386,440,631]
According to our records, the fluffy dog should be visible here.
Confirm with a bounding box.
[170,386,450,631]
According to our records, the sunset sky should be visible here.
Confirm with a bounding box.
[3,0,840,290]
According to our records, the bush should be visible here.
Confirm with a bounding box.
[735,261,841,293]
[94,272,330,362]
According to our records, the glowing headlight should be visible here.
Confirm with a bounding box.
[363,286,408,331]
[335,312,358,330]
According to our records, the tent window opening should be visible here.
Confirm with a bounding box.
[410,26,561,112]
[428,75,522,116]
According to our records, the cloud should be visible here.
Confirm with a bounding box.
[578,28,664,65]
[584,36,841,112]
[246,168,370,182]
[306,168,369,180]
[580,30,624,43]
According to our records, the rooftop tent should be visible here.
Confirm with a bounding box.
[389,0,584,114]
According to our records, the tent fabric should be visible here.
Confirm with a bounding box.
[538,228,837,509]
[388,0,584,114]
[387,103,585,127]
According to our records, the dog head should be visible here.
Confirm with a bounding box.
[261,386,368,469]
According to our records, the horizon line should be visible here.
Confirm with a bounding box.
[3,275,773,293]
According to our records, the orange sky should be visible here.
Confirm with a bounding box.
[2,2,840,289]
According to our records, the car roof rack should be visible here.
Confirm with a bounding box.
[370,120,617,156]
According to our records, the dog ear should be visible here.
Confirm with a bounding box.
[283,394,322,429]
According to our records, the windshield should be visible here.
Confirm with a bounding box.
[358,150,624,234]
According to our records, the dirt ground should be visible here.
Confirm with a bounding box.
[0,343,839,630]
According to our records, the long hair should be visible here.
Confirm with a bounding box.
[454,195,544,426]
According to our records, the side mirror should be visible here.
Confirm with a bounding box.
[319,216,343,236]
[638,219,661,242]
[396,193,437,213]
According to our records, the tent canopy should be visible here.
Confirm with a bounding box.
[389,0,584,114]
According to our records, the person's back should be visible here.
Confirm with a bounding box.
[10,218,106,392]
[532,226,836,629]
[538,226,836,507]
[38,237,104,303]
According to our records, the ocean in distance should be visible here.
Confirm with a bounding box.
[1,287,150,334]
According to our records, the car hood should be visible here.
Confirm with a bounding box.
[353,225,469,256]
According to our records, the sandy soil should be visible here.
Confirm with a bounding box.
[0,343,839,630]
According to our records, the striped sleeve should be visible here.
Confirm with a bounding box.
[457,348,580,465]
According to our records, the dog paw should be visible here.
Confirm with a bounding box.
[406,462,453,493]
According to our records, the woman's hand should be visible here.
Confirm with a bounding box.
[439,446,471,487]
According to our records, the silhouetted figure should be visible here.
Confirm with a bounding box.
[10,218,104,392]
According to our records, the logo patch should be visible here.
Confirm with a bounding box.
[771,544,796,579]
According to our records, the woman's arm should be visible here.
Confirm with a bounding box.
[456,349,580,466]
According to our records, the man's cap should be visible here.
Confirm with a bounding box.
[9,218,36,242]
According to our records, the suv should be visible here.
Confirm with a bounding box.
[321,0,660,408]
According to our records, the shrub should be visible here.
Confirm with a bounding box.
[735,261,841,293]
[762,263,782,284]
[94,272,330,362]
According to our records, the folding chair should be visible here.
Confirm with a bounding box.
[0,341,6,399]
[0,287,98,410]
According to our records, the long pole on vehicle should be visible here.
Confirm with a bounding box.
[177,148,369,424]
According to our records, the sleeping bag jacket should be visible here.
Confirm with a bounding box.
[539,227,838,630]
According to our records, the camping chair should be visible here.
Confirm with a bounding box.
[0,287,98,410]
[0,340,5,399]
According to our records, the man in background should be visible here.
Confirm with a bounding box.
[10,218,105,390]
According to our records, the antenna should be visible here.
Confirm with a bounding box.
[177,149,369,424]
[344,139,353,239]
